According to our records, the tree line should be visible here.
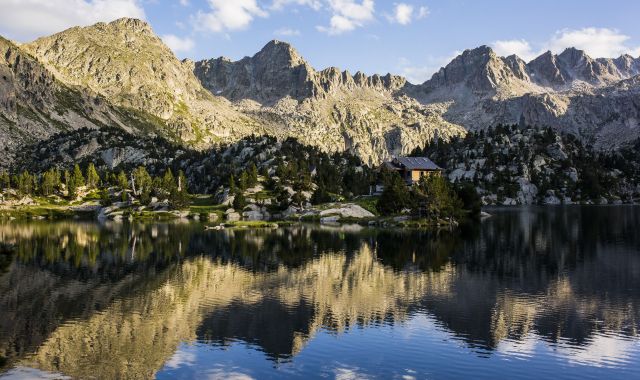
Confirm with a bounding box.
[0,164,189,208]
[375,166,481,221]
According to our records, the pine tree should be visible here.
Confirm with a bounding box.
[259,165,269,178]
[229,174,236,194]
[232,190,247,211]
[275,185,291,211]
[72,164,85,188]
[133,166,153,204]
[162,169,176,196]
[86,163,100,189]
[376,172,412,216]
[248,163,258,187]
[63,170,71,196]
[169,170,190,209]
[117,170,129,202]
[413,175,462,221]
[239,171,249,191]
[16,171,34,196]
[291,191,306,208]
[0,170,11,191]
[67,164,85,199]
[310,187,331,205]
[41,168,61,196]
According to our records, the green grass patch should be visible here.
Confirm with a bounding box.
[224,220,279,228]
[0,205,76,220]
[130,210,178,221]
[353,196,380,216]
[250,190,274,200]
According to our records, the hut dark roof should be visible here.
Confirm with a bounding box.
[392,157,442,170]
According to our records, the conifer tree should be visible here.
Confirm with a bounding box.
[291,191,305,208]
[41,168,61,196]
[162,169,176,195]
[72,164,85,188]
[376,172,412,216]
[15,171,34,196]
[248,163,258,187]
[0,170,11,191]
[86,163,100,189]
[117,170,129,202]
[232,190,247,211]
[229,174,236,194]
[67,164,85,199]
[133,166,153,204]
[239,171,249,191]
[169,170,190,209]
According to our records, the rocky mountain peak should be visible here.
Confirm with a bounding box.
[3,18,640,169]
[525,48,640,89]
[527,51,568,88]
[424,45,529,93]
[557,47,590,64]
[256,40,306,68]
[23,16,199,109]
[194,40,407,103]
[104,17,153,34]
[613,54,640,75]
[194,40,317,103]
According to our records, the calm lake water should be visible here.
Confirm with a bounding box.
[0,206,639,379]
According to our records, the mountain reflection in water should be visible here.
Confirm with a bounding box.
[0,206,639,379]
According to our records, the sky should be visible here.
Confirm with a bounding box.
[1,0,640,84]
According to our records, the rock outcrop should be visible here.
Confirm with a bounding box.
[2,18,640,168]
[414,46,640,147]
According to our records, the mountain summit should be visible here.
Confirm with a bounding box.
[194,39,406,104]
[1,18,640,167]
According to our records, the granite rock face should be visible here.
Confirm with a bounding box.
[194,40,407,104]
[2,18,640,169]
[193,39,459,164]
[414,45,640,148]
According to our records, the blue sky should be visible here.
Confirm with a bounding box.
[2,0,640,83]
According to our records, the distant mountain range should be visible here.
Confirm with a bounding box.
[1,18,639,167]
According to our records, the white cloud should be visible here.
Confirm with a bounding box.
[271,0,322,11]
[492,28,640,61]
[274,27,301,36]
[0,0,145,42]
[417,6,429,19]
[161,34,195,53]
[388,3,413,25]
[547,28,640,58]
[194,0,268,33]
[164,347,197,369]
[398,52,460,84]
[492,39,537,61]
[317,0,375,35]
[179,0,190,6]
[386,4,428,26]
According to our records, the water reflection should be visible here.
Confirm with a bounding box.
[0,206,639,379]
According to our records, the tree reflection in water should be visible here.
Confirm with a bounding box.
[0,206,638,378]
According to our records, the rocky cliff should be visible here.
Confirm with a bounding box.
[193,39,463,164]
[415,45,640,146]
[1,18,640,167]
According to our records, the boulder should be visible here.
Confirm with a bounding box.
[225,209,241,222]
[321,216,340,224]
[170,210,190,219]
[282,206,300,218]
[319,204,374,219]
[543,191,561,205]
[502,197,517,206]
[245,203,261,212]
[243,210,264,221]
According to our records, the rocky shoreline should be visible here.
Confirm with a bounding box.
[0,199,464,229]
